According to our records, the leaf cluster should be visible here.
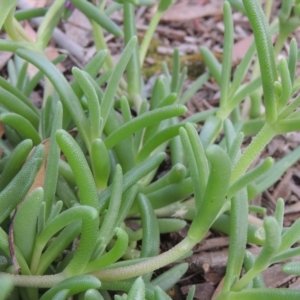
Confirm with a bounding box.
[0,0,300,299]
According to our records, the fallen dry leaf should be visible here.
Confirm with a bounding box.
[182,283,215,300]
[26,63,38,79]
[23,20,37,42]
[285,201,300,214]
[0,51,13,70]
[232,35,253,65]
[262,264,295,288]
[162,1,222,22]
[8,221,21,273]
[289,277,300,289]
[211,277,224,299]
[45,47,65,72]
[27,46,65,78]
[272,170,293,201]
[63,9,93,48]
[26,139,50,197]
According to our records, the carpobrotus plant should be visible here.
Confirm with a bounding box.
[1,0,300,299]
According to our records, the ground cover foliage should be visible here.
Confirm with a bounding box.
[1,0,300,299]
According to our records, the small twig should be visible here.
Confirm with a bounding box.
[187,249,229,272]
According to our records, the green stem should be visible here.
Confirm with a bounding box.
[139,10,163,66]
[91,17,128,92]
[36,0,65,49]
[264,0,273,23]
[91,21,114,70]
[0,0,18,29]
[123,3,142,110]
[0,272,64,288]
[4,7,33,42]
[231,123,276,183]
[1,236,197,287]
[91,235,197,282]
[243,0,277,124]
[219,2,233,109]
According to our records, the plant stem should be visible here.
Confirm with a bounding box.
[91,21,128,92]
[123,2,142,110]
[0,236,198,287]
[274,31,287,56]
[91,21,114,70]
[231,268,258,291]
[0,272,64,288]
[264,0,273,23]
[139,8,163,66]
[36,0,65,49]
[4,8,33,42]
[91,235,198,282]
[231,123,276,183]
